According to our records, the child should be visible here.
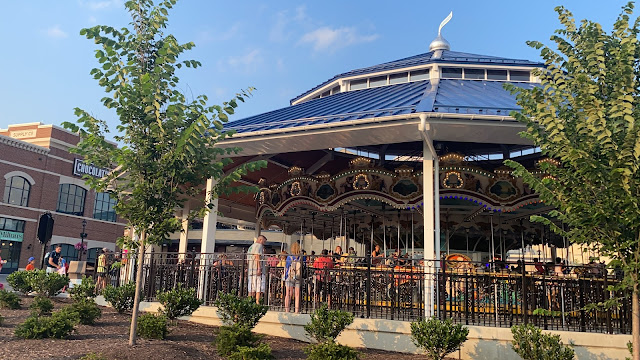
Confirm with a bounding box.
[25,257,36,271]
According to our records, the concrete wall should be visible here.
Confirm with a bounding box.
[103,298,630,360]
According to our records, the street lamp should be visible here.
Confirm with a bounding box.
[78,220,88,261]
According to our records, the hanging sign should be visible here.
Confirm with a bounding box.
[0,230,23,242]
[73,159,109,178]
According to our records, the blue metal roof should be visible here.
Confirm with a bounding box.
[227,80,430,134]
[290,50,542,104]
[225,79,536,134]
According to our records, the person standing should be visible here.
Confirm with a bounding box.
[47,245,62,273]
[25,257,36,271]
[284,242,302,313]
[96,248,110,292]
[313,249,334,306]
[247,235,267,304]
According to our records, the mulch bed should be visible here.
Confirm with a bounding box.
[0,296,429,360]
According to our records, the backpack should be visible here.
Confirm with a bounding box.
[44,252,51,264]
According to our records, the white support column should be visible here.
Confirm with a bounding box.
[199,177,218,300]
[178,203,190,258]
[420,114,437,319]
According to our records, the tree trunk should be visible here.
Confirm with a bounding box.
[129,230,147,346]
[633,282,639,360]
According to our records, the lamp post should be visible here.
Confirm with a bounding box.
[79,220,87,261]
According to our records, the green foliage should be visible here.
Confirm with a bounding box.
[102,282,136,314]
[29,296,54,316]
[80,353,108,360]
[69,276,97,301]
[0,289,21,309]
[304,304,354,343]
[7,271,33,295]
[532,308,562,317]
[511,324,574,360]
[304,341,360,360]
[157,283,202,320]
[229,343,274,360]
[136,313,168,340]
[27,270,69,297]
[214,293,268,329]
[14,311,76,339]
[214,325,263,357]
[62,299,102,325]
[410,318,469,360]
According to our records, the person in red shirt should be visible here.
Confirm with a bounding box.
[313,249,334,306]
[25,257,36,271]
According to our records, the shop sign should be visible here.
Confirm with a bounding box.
[0,230,23,242]
[73,159,109,178]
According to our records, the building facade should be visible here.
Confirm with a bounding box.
[0,123,124,273]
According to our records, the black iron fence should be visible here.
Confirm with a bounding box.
[121,251,630,334]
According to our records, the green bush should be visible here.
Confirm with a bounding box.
[215,325,263,357]
[0,289,21,309]
[7,271,33,295]
[69,276,97,301]
[62,299,102,325]
[28,270,69,297]
[304,341,360,360]
[229,343,274,360]
[14,310,76,339]
[304,304,354,343]
[511,324,574,360]
[29,296,54,316]
[157,283,202,320]
[102,282,136,314]
[410,318,469,360]
[80,353,107,360]
[214,292,268,329]
[136,313,168,340]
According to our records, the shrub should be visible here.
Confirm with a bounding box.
[136,313,168,340]
[214,292,268,329]
[69,276,97,301]
[28,270,69,297]
[14,311,76,339]
[29,296,54,316]
[102,282,136,314]
[511,324,574,360]
[62,299,102,325]
[304,304,354,343]
[7,271,33,295]
[410,318,469,360]
[80,353,107,360]
[215,325,262,357]
[157,284,202,320]
[0,289,21,309]
[304,341,360,360]
[229,343,274,360]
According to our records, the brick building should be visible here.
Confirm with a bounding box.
[0,123,124,273]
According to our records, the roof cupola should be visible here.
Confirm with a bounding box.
[429,12,452,52]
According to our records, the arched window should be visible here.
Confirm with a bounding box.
[86,247,102,266]
[3,176,31,206]
[93,192,117,222]
[56,184,87,216]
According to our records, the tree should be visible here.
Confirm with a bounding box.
[504,3,640,359]
[63,0,265,345]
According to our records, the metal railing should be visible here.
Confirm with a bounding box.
[121,251,631,334]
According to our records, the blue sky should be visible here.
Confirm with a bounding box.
[0,0,625,132]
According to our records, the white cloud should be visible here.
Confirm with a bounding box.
[299,26,378,53]
[220,49,263,74]
[197,23,242,44]
[88,16,98,25]
[45,25,68,39]
[269,5,309,43]
[78,0,122,11]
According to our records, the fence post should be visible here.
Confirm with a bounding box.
[464,272,469,325]
[521,264,528,324]
[604,274,612,334]
[265,263,271,307]
[189,250,196,288]
[579,278,586,332]
[240,253,246,298]
[366,255,372,319]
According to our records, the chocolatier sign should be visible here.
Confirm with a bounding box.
[73,159,109,178]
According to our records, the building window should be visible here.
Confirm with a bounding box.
[369,76,387,88]
[3,176,30,207]
[487,69,508,80]
[410,69,430,81]
[389,72,408,84]
[349,79,368,90]
[94,192,117,222]
[510,70,530,81]
[441,68,463,79]
[56,184,87,216]
[464,68,485,80]
[86,247,102,267]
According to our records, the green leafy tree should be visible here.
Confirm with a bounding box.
[63,0,265,345]
[504,4,640,359]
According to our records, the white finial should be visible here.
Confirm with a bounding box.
[430,11,453,52]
